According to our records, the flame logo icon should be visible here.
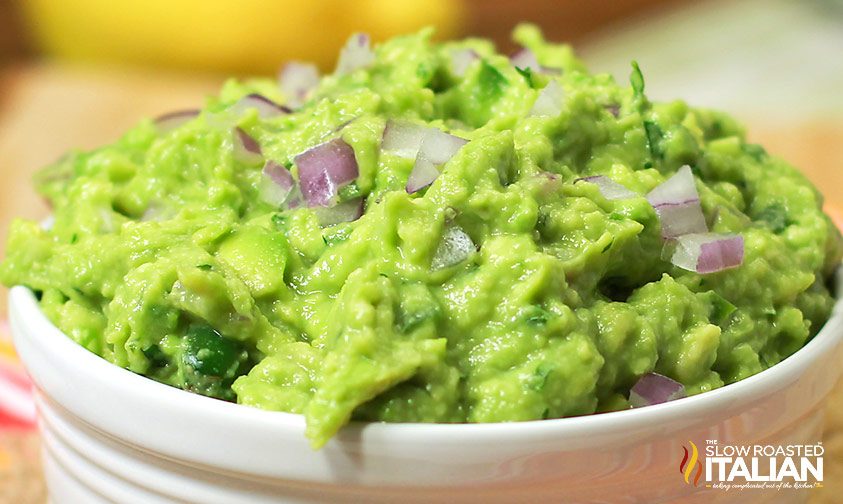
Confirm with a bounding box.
[680,441,703,486]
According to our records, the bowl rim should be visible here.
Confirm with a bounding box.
[9,266,843,446]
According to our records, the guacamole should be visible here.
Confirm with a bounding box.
[2,26,841,448]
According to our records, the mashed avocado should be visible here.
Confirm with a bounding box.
[2,26,841,448]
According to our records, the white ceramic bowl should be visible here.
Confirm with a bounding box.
[9,268,843,504]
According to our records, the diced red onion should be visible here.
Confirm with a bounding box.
[529,80,564,117]
[418,129,468,165]
[656,203,708,239]
[154,109,200,133]
[630,372,686,407]
[335,33,375,75]
[381,120,433,159]
[279,61,320,109]
[605,104,621,118]
[231,94,291,119]
[670,233,744,274]
[406,154,440,194]
[406,129,468,194]
[431,226,476,270]
[450,48,479,78]
[647,166,707,238]
[575,175,638,200]
[510,48,540,71]
[647,166,698,206]
[314,197,364,226]
[233,128,263,165]
[295,138,359,207]
[510,48,561,75]
[260,161,295,207]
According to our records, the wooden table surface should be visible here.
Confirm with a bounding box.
[0,63,841,502]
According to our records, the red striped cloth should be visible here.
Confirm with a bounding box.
[0,319,36,430]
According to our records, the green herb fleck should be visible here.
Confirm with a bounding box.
[709,292,737,325]
[477,61,508,103]
[755,204,790,234]
[142,344,169,369]
[70,233,78,244]
[643,120,664,160]
[399,307,438,333]
[271,213,287,231]
[514,66,534,87]
[630,61,645,97]
[196,264,213,271]
[742,143,768,163]
[526,306,551,325]
[531,363,554,391]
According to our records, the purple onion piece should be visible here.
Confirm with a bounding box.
[647,165,699,207]
[510,48,540,72]
[431,226,476,270]
[233,128,263,165]
[231,94,291,119]
[295,138,359,207]
[406,154,440,193]
[154,109,200,133]
[418,129,468,165]
[575,175,638,201]
[450,48,479,78]
[259,161,295,207]
[314,197,364,226]
[335,33,375,75]
[670,233,744,274]
[263,160,294,190]
[510,47,562,75]
[405,129,468,194]
[630,372,686,407]
[647,166,708,239]
[605,104,621,118]
[529,80,565,117]
[655,203,708,239]
[279,61,320,109]
[382,120,432,159]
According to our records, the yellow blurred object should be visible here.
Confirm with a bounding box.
[19,0,465,74]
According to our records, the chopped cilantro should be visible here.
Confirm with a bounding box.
[530,363,554,391]
[477,61,508,103]
[196,264,213,271]
[643,120,664,160]
[142,344,169,369]
[70,233,78,244]
[399,307,438,333]
[742,143,768,163]
[755,204,789,233]
[514,66,534,87]
[526,306,551,325]
[630,61,645,97]
[271,213,287,231]
[709,292,737,325]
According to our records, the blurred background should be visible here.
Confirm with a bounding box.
[0,0,842,502]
